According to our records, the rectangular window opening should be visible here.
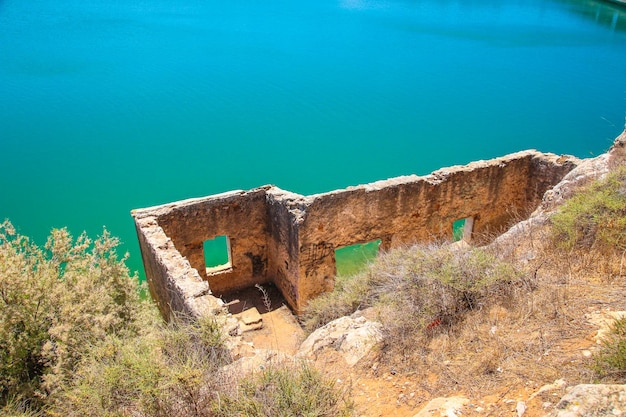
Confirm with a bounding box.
[335,239,381,277]
[204,235,232,274]
[452,217,474,242]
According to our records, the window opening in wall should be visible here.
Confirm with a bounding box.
[452,219,466,241]
[203,235,232,274]
[335,239,381,277]
[452,217,474,242]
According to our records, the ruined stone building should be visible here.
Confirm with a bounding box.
[132,150,578,318]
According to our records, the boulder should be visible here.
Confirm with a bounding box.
[297,315,384,366]
[220,349,292,377]
[586,311,626,344]
[549,384,626,417]
[412,396,469,417]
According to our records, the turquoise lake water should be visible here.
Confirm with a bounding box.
[1,0,625,279]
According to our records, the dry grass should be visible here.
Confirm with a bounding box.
[379,221,625,396]
[303,167,626,399]
[302,269,375,332]
[213,361,353,417]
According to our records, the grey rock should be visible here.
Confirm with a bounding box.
[413,396,469,417]
[548,384,626,417]
[298,315,384,366]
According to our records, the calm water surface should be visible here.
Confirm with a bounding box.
[1,0,625,278]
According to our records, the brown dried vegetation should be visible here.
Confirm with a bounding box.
[304,167,626,407]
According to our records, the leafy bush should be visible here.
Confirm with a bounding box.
[551,167,626,252]
[213,362,352,417]
[1,222,350,417]
[0,221,143,406]
[58,318,351,417]
[593,317,626,382]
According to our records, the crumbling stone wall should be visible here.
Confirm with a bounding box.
[132,211,224,320]
[132,150,578,317]
[155,188,271,294]
[293,151,577,307]
[265,189,307,311]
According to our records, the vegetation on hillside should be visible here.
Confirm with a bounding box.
[593,316,626,382]
[0,221,351,417]
[303,243,525,332]
[0,222,143,407]
[304,165,626,393]
[303,243,532,373]
[213,363,352,417]
[551,166,626,253]
[549,167,626,384]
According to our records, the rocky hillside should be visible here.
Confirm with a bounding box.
[227,129,626,417]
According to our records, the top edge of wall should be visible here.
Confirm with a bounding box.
[131,186,273,218]
[131,150,582,215]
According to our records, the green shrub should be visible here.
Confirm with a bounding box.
[213,362,352,417]
[2,222,351,417]
[0,221,143,406]
[593,317,626,382]
[58,317,353,417]
[55,333,165,417]
[551,167,626,252]
[0,396,42,417]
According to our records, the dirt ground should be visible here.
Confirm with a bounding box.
[222,284,305,355]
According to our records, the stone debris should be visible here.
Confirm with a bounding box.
[234,307,264,332]
[586,311,626,344]
[220,349,292,377]
[297,315,384,366]
[548,384,626,417]
[412,396,469,417]
[529,378,567,401]
[238,307,263,326]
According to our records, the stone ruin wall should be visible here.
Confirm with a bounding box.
[132,150,579,317]
[156,188,271,295]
